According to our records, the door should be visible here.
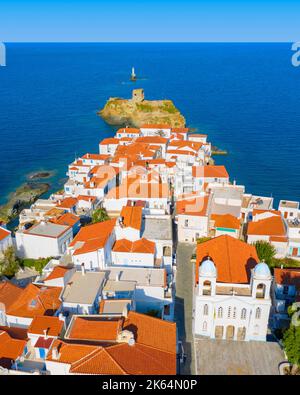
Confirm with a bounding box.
[292,248,298,257]
[215,326,224,339]
[226,325,235,340]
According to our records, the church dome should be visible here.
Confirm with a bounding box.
[199,258,217,277]
[254,261,271,279]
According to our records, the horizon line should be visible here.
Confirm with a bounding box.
[3,41,295,44]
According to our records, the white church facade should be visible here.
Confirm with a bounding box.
[193,235,272,342]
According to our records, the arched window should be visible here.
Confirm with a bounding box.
[203,321,207,331]
[256,283,266,299]
[255,307,261,319]
[217,307,223,318]
[227,306,231,318]
[203,304,209,316]
[241,308,247,320]
[203,281,211,296]
[233,307,237,319]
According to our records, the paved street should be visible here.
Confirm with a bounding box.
[174,242,196,374]
[194,337,285,375]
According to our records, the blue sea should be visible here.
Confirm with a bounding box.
[0,43,300,207]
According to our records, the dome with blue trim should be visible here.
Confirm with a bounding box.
[199,257,217,277]
[254,261,271,279]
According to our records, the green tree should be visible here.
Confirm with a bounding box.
[283,325,300,365]
[0,246,21,277]
[254,240,276,267]
[91,208,110,224]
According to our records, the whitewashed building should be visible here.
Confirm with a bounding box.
[193,235,272,342]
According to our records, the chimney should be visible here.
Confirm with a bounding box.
[43,329,48,340]
[81,263,85,276]
[58,313,66,330]
[52,347,59,360]
[115,272,120,282]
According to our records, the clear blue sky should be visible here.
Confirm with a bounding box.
[1,0,300,42]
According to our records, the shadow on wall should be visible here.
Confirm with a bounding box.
[174,295,192,375]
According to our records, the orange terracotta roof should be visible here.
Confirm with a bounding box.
[67,317,123,341]
[193,165,229,179]
[82,153,109,160]
[211,214,240,230]
[113,238,155,254]
[117,127,140,134]
[70,347,126,375]
[0,281,23,310]
[50,213,80,227]
[247,216,286,237]
[0,227,11,242]
[103,343,176,375]
[120,205,142,230]
[100,138,120,145]
[270,236,288,242]
[274,268,300,287]
[28,315,63,337]
[46,312,176,375]
[141,124,171,129]
[168,140,202,150]
[7,284,62,319]
[172,127,189,133]
[77,195,97,202]
[177,195,209,216]
[43,266,71,282]
[135,136,168,144]
[105,177,169,199]
[123,311,176,354]
[0,331,27,368]
[196,235,259,284]
[56,197,78,209]
[47,340,99,364]
[69,219,116,255]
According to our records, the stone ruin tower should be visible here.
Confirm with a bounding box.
[132,88,145,103]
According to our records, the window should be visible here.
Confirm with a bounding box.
[256,283,266,299]
[203,321,207,331]
[217,307,223,318]
[185,219,189,227]
[283,285,289,295]
[255,307,261,319]
[241,308,247,320]
[203,304,209,316]
[203,281,211,296]
[227,307,231,318]
[233,307,237,319]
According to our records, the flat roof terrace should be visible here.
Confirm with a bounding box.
[24,222,70,238]
[279,200,299,209]
[142,216,172,240]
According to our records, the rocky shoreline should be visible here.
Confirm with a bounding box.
[0,173,52,223]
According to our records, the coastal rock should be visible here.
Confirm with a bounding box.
[99,89,186,128]
[0,182,50,222]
